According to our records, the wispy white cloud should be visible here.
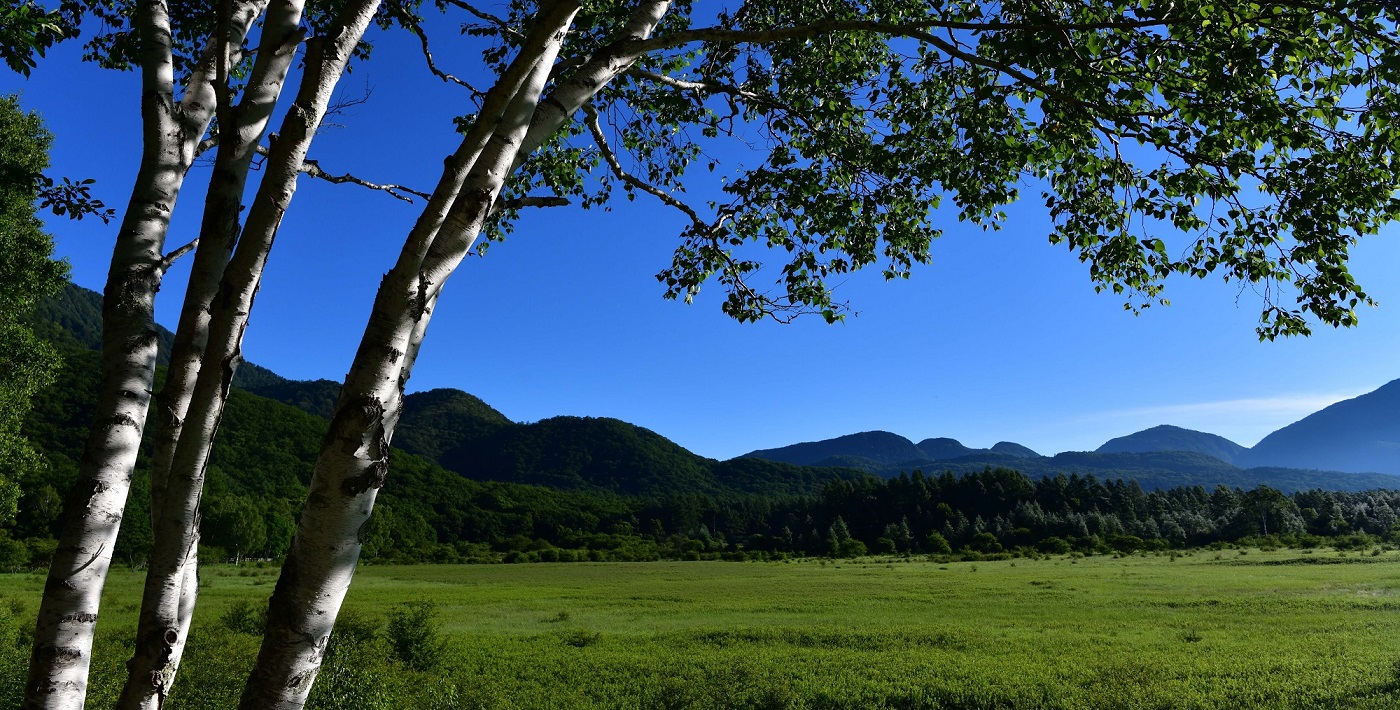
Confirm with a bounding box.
[1069,390,1369,448]
[1104,392,1364,422]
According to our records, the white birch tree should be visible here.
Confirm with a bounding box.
[119,0,387,705]
[18,1,408,706]
[24,3,268,704]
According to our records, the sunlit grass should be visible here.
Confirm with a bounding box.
[2,548,1400,708]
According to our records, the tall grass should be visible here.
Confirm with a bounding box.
[1,549,1398,708]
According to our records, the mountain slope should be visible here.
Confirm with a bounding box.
[32,282,287,389]
[1242,380,1400,474]
[1097,425,1249,464]
[437,416,864,496]
[743,431,928,468]
[990,441,1040,458]
[916,437,980,460]
[877,450,1400,493]
[394,388,512,462]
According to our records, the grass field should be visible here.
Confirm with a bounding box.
[3,549,1400,708]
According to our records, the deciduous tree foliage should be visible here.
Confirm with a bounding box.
[0,2,80,77]
[0,95,66,526]
[18,0,1400,707]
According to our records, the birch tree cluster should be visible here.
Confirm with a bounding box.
[9,0,1400,707]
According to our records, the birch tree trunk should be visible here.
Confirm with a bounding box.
[23,2,265,706]
[118,2,307,706]
[236,5,584,706]
[231,2,699,704]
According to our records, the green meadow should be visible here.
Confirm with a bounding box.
[3,550,1400,708]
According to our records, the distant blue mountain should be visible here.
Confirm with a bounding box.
[744,432,1043,471]
[742,383,1400,492]
[1240,380,1400,475]
[1097,425,1249,464]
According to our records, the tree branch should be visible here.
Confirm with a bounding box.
[583,103,706,227]
[158,238,200,273]
[633,16,1184,55]
[297,157,432,203]
[441,0,524,40]
[493,195,570,214]
[624,67,790,110]
[637,20,1083,110]
[584,103,801,322]
[393,2,486,97]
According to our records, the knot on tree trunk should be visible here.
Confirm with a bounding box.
[340,458,388,496]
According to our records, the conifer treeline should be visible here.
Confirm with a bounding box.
[5,465,1395,567]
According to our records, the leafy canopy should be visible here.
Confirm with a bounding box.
[0,95,68,521]
[472,0,1400,337]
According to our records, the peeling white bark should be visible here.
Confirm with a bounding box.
[516,0,673,164]
[237,5,583,707]
[118,2,307,707]
[22,3,266,707]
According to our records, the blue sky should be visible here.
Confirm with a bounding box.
[6,19,1400,461]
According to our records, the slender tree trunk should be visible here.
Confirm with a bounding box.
[22,2,266,706]
[234,2,692,704]
[236,6,582,707]
[118,2,306,706]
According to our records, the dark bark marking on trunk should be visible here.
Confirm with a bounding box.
[103,414,142,432]
[327,396,384,456]
[67,479,110,511]
[339,395,391,495]
[59,613,98,624]
[412,273,432,321]
[156,394,184,431]
[29,678,81,694]
[219,352,240,404]
[35,645,83,666]
[122,328,161,355]
[44,577,78,593]
[340,459,387,496]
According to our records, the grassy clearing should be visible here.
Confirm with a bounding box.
[2,549,1400,708]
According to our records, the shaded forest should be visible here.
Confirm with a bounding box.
[5,285,1397,569]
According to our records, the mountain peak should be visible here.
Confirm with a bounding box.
[742,430,924,468]
[1096,424,1247,464]
[1243,381,1400,474]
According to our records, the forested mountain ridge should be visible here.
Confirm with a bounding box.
[28,282,289,390]
[25,284,867,500]
[744,431,1043,469]
[1096,425,1250,464]
[12,284,1400,570]
[41,283,1400,495]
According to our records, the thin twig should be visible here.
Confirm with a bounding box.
[394,3,485,97]
[492,195,570,214]
[158,239,200,273]
[443,0,524,39]
[299,158,433,203]
[582,103,706,226]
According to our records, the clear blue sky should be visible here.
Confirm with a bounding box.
[6,21,1400,461]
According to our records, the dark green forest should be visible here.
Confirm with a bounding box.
[8,285,1400,569]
